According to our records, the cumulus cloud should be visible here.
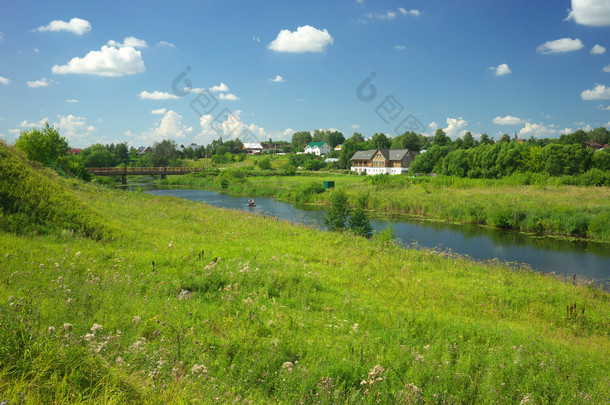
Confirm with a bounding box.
[581,84,610,100]
[36,17,91,35]
[52,45,145,77]
[537,38,584,54]
[126,110,192,143]
[443,118,468,138]
[270,75,285,82]
[209,82,229,92]
[493,115,523,125]
[567,0,610,26]
[157,41,176,48]
[394,45,406,50]
[591,44,606,55]
[218,93,239,101]
[20,118,49,128]
[66,99,79,103]
[268,25,333,53]
[107,36,147,48]
[0,32,3,41]
[352,124,360,129]
[33,48,39,53]
[196,110,285,145]
[363,7,420,21]
[604,65,610,73]
[51,115,96,143]
[151,108,167,115]
[0,76,10,85]
[138,91,179,100]
[490,63,511,76]
[519,122,571,138]
[27,77,54,88]
[597,104,610,110]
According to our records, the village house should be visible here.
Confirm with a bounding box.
[137,146,152,155]
[350,149,419,175]
[334,144,343,152]
[304,141,331,156]
[243,142,267,154]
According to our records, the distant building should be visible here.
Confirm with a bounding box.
[67,148,82,155]
[137,146,152,155]
[334,144,343,151]
[243,142,266,154]
[350,149,419,175]
[304,141,331,156]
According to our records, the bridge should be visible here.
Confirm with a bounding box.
[87,167,203,184]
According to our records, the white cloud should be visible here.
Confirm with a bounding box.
[66,99,79,103]
[157,41,175,48]
[490,63,511,76]
[151,108,167,115]
[126,110,192,143]
[20,118,49,128]
[537,38,584,54]
[270,75,285,82]
[591,44,606,55]
[197,110,274,144]
[138,91,179,100]
[356,0,364,4]
[33,48,40,53]
[53,114,96,141]
[597,104,610,110]
[581,84,610,100]
[184,87,207,94]
[0,76,10,85]
[27,77,53,88]
[519,122,571,138]
[268,25,333,53]
[443,118,468,138]
[52,45,145,77]
[218,93,239,101]
[394,45,406,50]
[107,36,147,48]
[209,82,229,92]
[567,0,610,27]
[0,32,3,41]
[363,7,420,21]
[36,17,91,35]
[493,115,523,125]
[352,124,360,129]
[428,122,438,130]
[252,36,260,43]
[604,65,610,73]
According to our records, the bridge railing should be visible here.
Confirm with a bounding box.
[87,167,204,174]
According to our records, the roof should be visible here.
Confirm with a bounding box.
[350,149,418,161]
[305,141,328,148]
[243,142,264,149]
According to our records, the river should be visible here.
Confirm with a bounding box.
[129,183,610,287]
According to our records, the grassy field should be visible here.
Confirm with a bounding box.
[163,169,610,242]
[2,144,610,403]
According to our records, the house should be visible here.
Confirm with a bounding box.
[137,146,152,155]
[243,142,266,154]
[67,148,82,155]
[304,141,331,156]
[334,144,343,152]
[350,149,420,175]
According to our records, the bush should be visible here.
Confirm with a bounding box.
[303,182,325,195]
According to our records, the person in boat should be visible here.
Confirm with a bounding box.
[248,198,255,206]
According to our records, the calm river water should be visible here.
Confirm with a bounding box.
[130,183,610,286]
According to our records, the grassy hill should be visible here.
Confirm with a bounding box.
[1,142,609,403]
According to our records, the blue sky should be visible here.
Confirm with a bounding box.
[1,0,610,148]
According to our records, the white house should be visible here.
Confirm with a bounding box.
[243,142,267,154]
[350,149,419,175]
[304,141,331,156]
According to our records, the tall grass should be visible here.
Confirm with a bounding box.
[1,147,609,403]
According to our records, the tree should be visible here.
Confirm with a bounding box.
[462,132,476,149]
[291,131,312,150]
[433,128,450,146]
[258,156,272,170]
[480,133,494,145]
[151,139,179,167]
[371,133,391,149]
[350,132,365,143]
[15,122,69,165]
[323,189,351,231]
[348,196,372,238]
[588,127,610,145]
[114,142,130,165]
[81,145,117,167]
[391,131,420,151]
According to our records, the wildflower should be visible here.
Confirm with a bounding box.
[368,365,385,382]
[168,241,174,248]
[48,326,56,335]
[75,251,82,258]
[91,323,103,334]
[191,364,208,376]
[83,333,95,343]
[282,362,294,372]
[352,323,359,333]
[62,323,73,331]
[116,357,125,366]
[132,315,141,323]
[178,289,192,300]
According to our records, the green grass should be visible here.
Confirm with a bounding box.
[1,143,609,403]
[163,170,610,242]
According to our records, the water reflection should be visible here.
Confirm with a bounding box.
[131,184,610,284]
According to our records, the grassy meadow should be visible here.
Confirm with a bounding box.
[164,168,610,242]
[1,144,610,403]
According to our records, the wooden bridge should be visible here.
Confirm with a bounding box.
[87,167,203,184]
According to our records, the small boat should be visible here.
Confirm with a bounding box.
[247,201,256,207]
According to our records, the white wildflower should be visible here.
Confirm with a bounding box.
[282,362,294,372]
[91,323,103,334]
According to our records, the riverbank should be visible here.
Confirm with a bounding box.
[162,172,610,243]
[2,142,610,403]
